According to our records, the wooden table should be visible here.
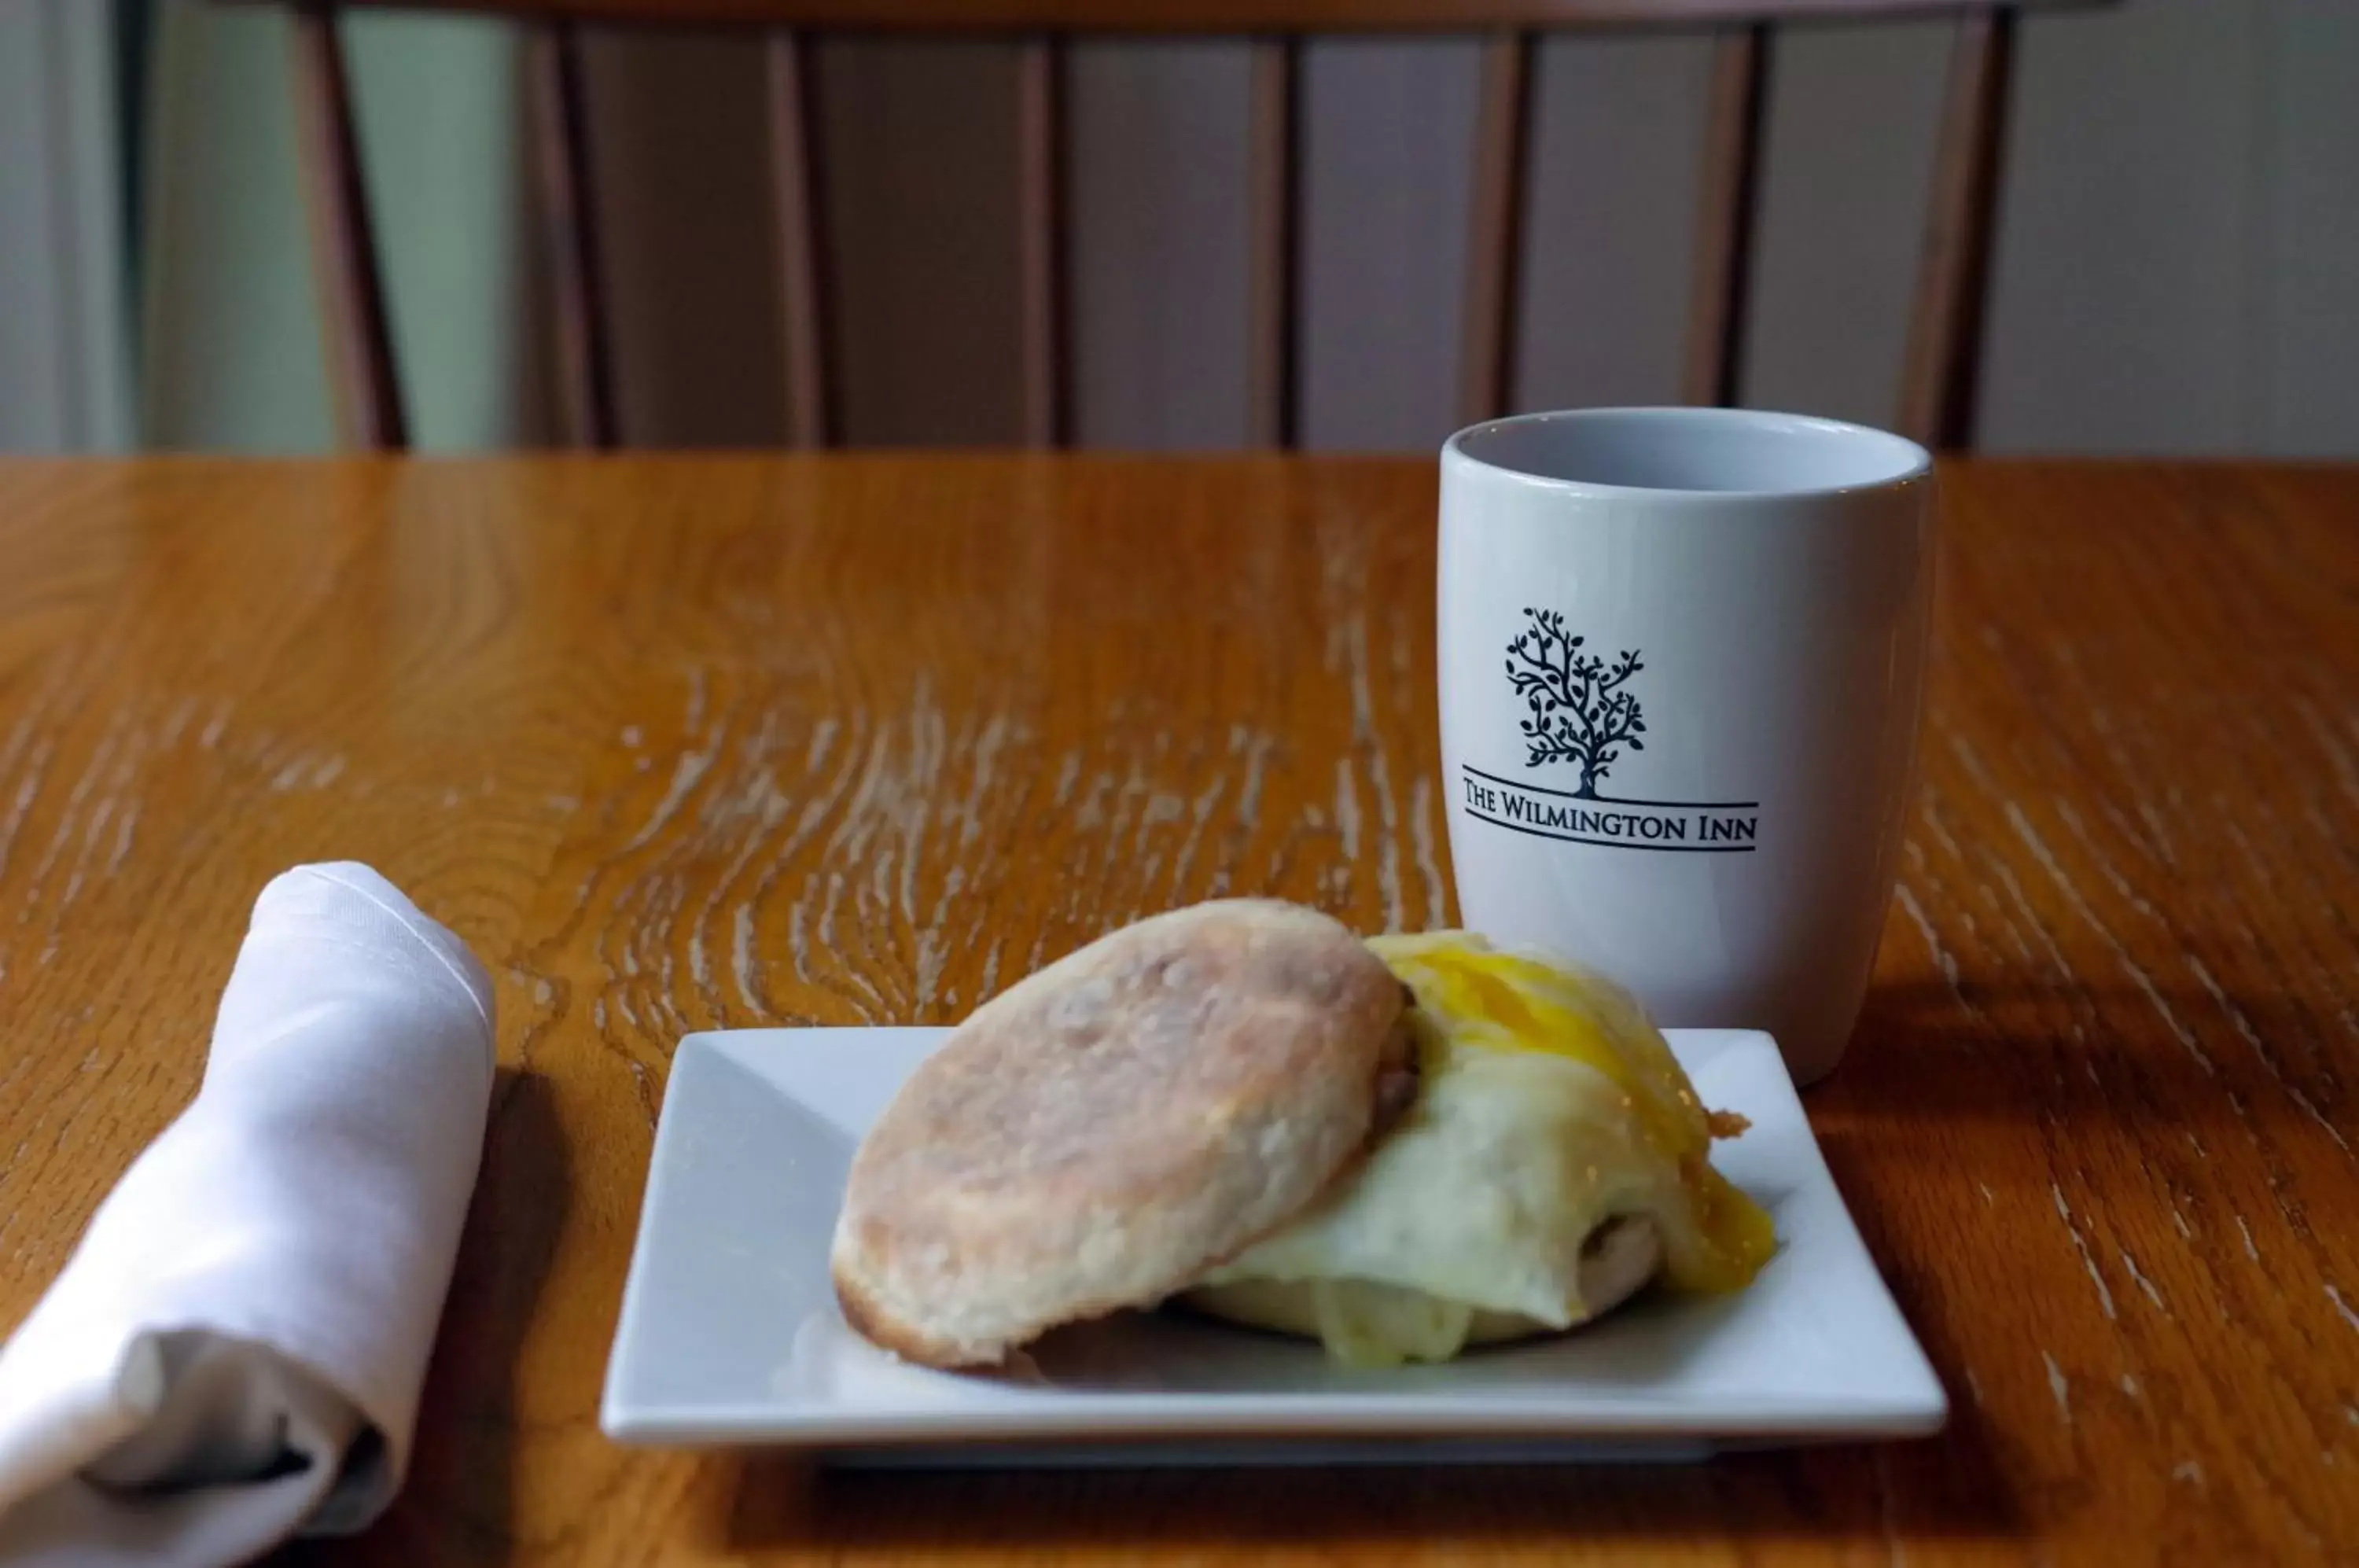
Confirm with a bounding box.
[0,456,2353,1565]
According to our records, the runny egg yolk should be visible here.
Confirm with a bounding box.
[1367,931,1776,1294]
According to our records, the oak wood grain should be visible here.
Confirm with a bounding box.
[0,456,2353,1565]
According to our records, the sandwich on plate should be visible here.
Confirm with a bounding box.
[830,899,1775,1369]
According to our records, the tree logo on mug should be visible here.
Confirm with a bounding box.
[1503,607,1646,799]
[1464,611,1754,851]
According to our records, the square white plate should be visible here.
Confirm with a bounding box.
[601,1028,1944,1465]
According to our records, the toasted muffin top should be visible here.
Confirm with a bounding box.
[830,899,1408,1367]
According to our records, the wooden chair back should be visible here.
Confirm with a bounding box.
[281,0,2077,453]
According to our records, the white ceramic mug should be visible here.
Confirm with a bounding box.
[1438,407,1935,1085]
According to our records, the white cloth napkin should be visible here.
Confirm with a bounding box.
[0,862,495,1567]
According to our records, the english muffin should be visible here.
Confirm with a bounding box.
[830,907,1775,1370]
[830,900,1410,1368]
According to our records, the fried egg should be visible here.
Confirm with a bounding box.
[1181,931,1776,1366]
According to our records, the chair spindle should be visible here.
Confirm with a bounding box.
[525,20,618,448]
[1457,30,1533,427]
[1016,36,1069,448]
[287,1,406,451]
[1681,21,1768,409]
[767,29,835,448]
[1899,4,2018,449]
[1246,36,1301,449]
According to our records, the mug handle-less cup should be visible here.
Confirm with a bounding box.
[1437,408,1935,1085]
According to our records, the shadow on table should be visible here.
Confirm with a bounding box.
[274,1069,571,1566]
[726,1415,2024,1553]
[1830,979,2339,1132]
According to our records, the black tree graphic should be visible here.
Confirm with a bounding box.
[1503,607,1646,797]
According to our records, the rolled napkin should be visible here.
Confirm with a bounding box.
[0,862,495,1568]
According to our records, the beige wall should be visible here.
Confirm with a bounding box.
[36,0,2359,456]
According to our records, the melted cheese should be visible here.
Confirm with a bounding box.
[1371,931,1775,1295]
[1187,932,1775,1364]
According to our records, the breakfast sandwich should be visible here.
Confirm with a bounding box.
[830,900,1773,1369]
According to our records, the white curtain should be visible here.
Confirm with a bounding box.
[0,0,136,451]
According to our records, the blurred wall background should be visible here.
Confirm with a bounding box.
[0,0,2353,455]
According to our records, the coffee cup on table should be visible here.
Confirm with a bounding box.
[1437,407,1935,1085]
